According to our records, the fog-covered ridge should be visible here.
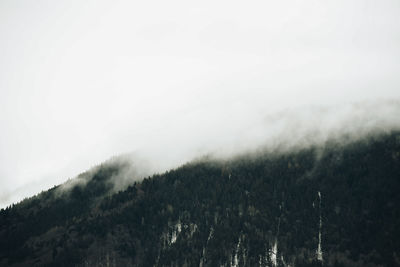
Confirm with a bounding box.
[1,127,399,266]
[1,100,399,208]
[2,0,400,210]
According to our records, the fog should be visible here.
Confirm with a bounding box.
[1,0,400,207]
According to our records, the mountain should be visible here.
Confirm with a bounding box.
[1,131,400,266]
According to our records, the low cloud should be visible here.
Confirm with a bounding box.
[1,0,400,207]
[1,99,399,208]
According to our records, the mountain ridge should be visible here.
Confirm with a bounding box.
[1,130,400,266]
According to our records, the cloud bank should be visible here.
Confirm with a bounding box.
[1,0,400,207]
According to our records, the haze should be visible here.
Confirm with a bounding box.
[1,0,400,207]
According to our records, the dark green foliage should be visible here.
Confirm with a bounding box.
[1,132,400,266]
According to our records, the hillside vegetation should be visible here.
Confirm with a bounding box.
[1,132,400,266]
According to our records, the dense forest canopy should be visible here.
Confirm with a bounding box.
[1,131,399,266]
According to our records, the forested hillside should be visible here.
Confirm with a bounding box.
[1,132,399,266]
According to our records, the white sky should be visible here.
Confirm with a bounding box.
[1,0,400,207]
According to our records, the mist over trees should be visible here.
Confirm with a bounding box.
[1,1,400,265]
[1,131,399,266]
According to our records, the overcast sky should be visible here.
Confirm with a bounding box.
[1,0,400,207]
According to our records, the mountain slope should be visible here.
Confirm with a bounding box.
[1,132,400,266]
